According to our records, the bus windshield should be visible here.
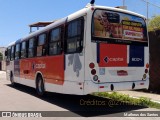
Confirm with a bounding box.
[92,9,148,46]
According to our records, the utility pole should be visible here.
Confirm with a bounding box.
[146,0,149,24]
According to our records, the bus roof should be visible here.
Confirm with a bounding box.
[8,39,21,47]
[8,41,16,47]
[92,5,146,19]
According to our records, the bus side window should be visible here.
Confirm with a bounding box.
[21,41,28,58]
[37,33,47,57]
[49,27,62,55]
[28,38,36,58]
[10,45,15,61]
[66,17,84,54]
[7,47,11,61]
[15,44,20,60]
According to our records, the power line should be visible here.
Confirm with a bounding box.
[122,0,160,23]
[141,0,160,8]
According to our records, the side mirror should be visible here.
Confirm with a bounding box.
[5,50,7,56]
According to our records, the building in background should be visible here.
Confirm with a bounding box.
[0,47,6,71]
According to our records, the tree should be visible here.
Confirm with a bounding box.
[0,52,3,61]
[148,15,160,32]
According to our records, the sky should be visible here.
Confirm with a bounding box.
[0,0,160,47]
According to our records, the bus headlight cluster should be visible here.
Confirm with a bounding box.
[143,63,149,80]
[89,62,99,82]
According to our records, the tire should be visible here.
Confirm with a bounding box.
[36,75,45,96]
[10,72,15,86]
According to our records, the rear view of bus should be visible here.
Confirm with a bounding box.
[84,5,149,94]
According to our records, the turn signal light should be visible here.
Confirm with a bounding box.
[146,63,149,68]
[89,63,95,69]
[91,7,95,11]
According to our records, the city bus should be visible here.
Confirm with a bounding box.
[5,3,149,96]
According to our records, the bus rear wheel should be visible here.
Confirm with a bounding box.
[36,75,45,97]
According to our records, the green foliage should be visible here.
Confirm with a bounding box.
[92,92,160,109]
[138,97,151,107]
[148,15,160,31]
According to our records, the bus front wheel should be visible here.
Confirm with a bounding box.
[10,72,15,86]
[36,75,45,97]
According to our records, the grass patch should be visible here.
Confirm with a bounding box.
[92,92,160,109]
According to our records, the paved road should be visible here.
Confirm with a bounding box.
[0,71,159,120]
